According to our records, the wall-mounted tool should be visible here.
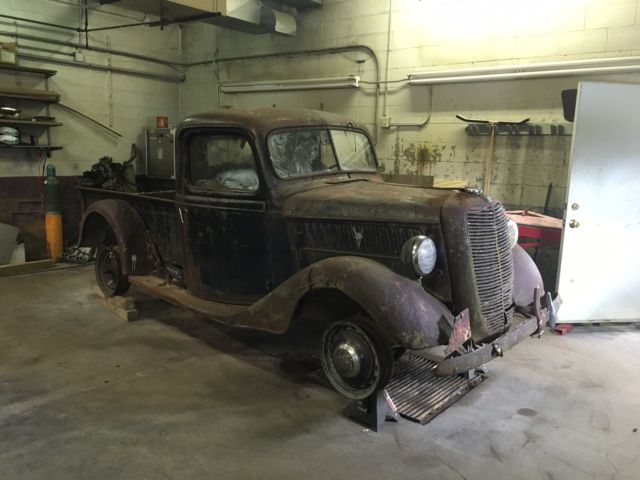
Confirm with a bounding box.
[456,115,529,196]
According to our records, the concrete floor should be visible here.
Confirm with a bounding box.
[1,266,639,480]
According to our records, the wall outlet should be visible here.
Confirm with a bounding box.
[74,50,85,62]
[379,115,391,128]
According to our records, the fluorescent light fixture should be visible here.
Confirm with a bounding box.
[220,75,360,93]
[408,56,640,85]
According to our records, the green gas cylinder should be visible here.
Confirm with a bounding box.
[44,164,63,261]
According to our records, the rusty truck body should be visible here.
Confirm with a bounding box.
[78,108,560,400]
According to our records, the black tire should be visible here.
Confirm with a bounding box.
[95,246,130,297]
[321,315,394,400]
[393,347,407,361]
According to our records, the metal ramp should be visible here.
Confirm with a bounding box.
[309,352,485,425]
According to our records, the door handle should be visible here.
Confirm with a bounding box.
[178,207,186,224]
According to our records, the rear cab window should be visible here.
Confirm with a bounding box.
[188,133,259,193]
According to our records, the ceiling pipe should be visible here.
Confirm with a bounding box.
[408,63,640,85]
[19,53,185,83]
[0,13,80,32]
[0,29,189,69]
[19,44,76,58]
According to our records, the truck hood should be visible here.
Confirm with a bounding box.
[282,179,454,224]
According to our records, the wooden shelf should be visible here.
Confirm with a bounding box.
[0,63,57,78]
[0,92,59,103]
[0,117,62,127]
[0,144,62,151]
[0,64,61,158]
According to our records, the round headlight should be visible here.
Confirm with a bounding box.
[507,219,519,249]
[401,235,437,277]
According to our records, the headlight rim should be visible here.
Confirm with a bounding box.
[507,218,519,249]
[401,235,437,277]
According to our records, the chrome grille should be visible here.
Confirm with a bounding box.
[300,221,421,256]
[467,202,514,335]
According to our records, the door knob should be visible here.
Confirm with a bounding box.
[569,219,580,228]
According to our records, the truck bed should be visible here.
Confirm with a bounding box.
[78,186,182,267]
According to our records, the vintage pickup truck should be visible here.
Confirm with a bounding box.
[78,108,559,400]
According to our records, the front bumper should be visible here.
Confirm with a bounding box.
[434,290,562,376]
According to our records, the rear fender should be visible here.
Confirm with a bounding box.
[244,256,453,349]
[78,199,154,275]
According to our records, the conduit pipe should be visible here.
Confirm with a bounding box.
[382,0,393,118]
[215,45,381,142]
[388,85,433,128]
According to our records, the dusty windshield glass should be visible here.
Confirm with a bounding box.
[268,128,376,179]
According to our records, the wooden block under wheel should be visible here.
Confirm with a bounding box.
[93,285,138,322]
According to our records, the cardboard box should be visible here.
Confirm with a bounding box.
[0,42,17,64]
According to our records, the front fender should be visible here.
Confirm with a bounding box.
[513,245,544,307]
[78,199,153,275]
[243,256,453,348]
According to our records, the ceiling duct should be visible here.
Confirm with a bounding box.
[260,6,296,35]
[278,0,322,7]
[97,0,322,36]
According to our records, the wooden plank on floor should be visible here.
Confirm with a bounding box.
[0,259,53,277]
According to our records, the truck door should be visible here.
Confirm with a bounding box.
[175,128,269,302]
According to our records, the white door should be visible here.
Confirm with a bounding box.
[557,81,640,323]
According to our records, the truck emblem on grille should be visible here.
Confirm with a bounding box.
[352,227,364,249]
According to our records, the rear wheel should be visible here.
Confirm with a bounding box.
[95,246,130,297]
[321,316,393,400]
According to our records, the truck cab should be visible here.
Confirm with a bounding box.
[79,108,559,400]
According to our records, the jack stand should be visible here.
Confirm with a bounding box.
[551,324,573,335]
[459,365,486,381]
[346,389,400,432]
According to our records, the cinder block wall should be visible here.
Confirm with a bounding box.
[0,0,183,251]
[0,0,182,178]
[181,0,640,212]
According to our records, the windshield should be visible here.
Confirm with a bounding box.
[268,128,377,179]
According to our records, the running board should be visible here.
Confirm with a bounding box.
[129,275,246,322]
[309,352,485,425]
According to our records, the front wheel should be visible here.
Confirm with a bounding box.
[321,316,393,400]
[95,246,130,297]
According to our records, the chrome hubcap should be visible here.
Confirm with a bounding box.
[333,342,361,378]
[322,321,382,399]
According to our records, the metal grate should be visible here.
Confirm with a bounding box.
[308,353,484,425]
[300,221,421,256]
[467,202,514,335]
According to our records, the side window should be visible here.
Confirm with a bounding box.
[189,134,259,192]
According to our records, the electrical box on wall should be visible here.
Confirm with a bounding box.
[145,128,176,179]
